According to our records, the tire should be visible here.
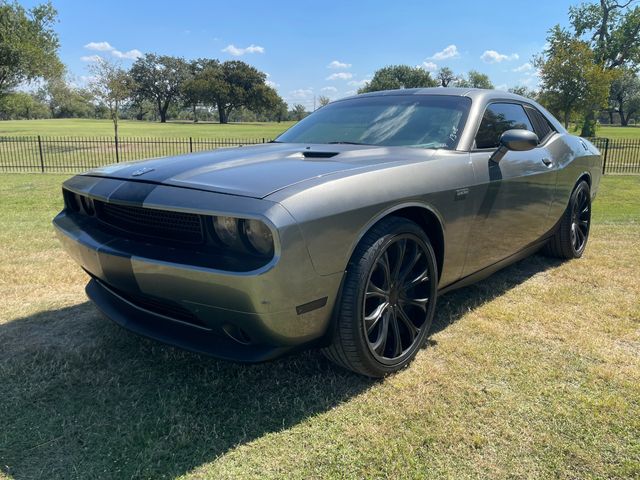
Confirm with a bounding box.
[323,217,438,377]
[544,180,591,259]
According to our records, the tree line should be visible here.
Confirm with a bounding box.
[3,1,640,137]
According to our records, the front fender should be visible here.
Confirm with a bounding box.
[270,153,476,287]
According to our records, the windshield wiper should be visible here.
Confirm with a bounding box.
[327,141,371,145]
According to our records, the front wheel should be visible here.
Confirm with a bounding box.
[544,180,591,259]
[323,217,438,377]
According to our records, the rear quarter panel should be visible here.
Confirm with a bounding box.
[551,134,603,221]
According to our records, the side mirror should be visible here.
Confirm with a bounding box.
[490,129,539,163]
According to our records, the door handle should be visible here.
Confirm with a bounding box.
[541,157,553,166]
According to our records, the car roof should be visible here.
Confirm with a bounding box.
[343,87,527,103]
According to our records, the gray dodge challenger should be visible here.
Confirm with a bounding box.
[53,88,601,377]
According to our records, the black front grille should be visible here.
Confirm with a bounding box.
[94,200,205,244]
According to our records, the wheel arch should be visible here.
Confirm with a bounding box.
[347,202,445,282]
[577,171,591,187]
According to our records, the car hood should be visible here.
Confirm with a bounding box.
[82,142,435,199]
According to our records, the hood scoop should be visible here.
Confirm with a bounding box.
[302,151,339,159]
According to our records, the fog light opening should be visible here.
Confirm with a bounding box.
[222,324,252,345]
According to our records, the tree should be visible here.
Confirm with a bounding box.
[0,91,49,119]
[273,99,288,122]
[89,59,133,139]
[567,0,640,135]
[609,67,640,125]
[125,97,155,121]
[317,95,331,107]
[181,58,219,122]
[255,84,287,120]
[509,86,538,99]
[436,67,456,87]
[193,60,282,124]
[39,77,93,118]
[358,65,437,93]
[291,104,307,121]
[0,1,63,97]
[456,70,494,89]
[130,53,190,123]
[535,26,613,128]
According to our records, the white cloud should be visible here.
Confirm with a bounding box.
[222,44,265,56]
[326,72,353,81]
[83,41,142,60]
[421,61,438,72]
[429,45,459,61]
[321,86,338,93]
[80,55,103,63]
[496,84,508,91]
[290,88,313,99]
[347,79,369,87]
[264,73,279,88]
[84,41,113,52]
[112,48,142,59]
[513,62,533,73]
[327,60,351,69]
[480,50,519,63]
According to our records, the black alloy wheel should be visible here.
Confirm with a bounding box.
[544,180,591,259]
[363,234,432,364]
[324,217,438,377]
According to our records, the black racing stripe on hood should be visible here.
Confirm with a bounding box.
[106,151,236,184]
[109,181,159,206]
[87,178,122,199]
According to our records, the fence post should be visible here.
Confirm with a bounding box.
[189,137,193,153]
[602,137,609,175]
[37,135,45,173]
[262,137,265,144]
[114,136,120,163]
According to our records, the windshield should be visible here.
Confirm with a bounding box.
[276,95,471,149]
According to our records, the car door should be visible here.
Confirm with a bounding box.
[462,102,558,276]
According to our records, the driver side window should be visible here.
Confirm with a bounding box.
[475,103,534,149]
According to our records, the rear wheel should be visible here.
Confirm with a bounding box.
[544,180,591,259]
[323,217,438,377]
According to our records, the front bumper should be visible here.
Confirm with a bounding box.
[53,175,344,360]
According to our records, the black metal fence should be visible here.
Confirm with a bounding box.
[0,136,269,173]
[0,135,639,174]
[589,137,640,174]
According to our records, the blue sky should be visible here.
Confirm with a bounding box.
[23,0,577,109]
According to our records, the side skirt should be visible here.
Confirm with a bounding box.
[438,237,549,295]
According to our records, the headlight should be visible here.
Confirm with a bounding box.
[213,216,240,246]
[242,219,274,256]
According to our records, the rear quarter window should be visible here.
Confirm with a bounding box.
[524,105,556,143]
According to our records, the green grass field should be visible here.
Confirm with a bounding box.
[568,124,640,139]
[2,118,640,140]
[0,119,295,139]
[0,175,639,479]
